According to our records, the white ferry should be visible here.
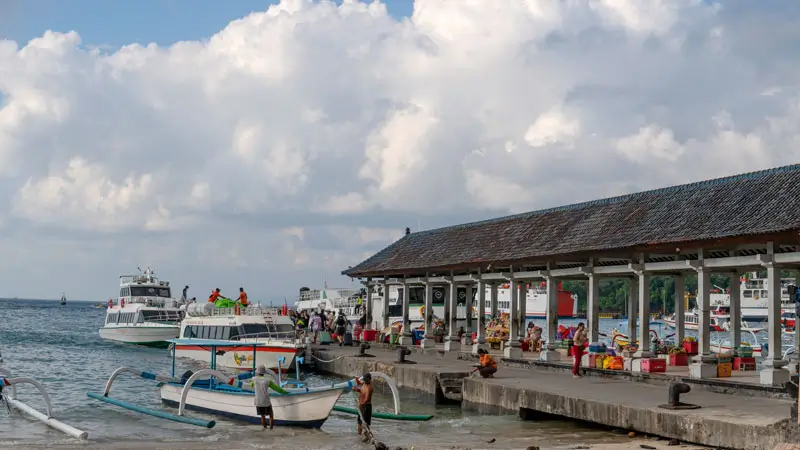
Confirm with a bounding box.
[173,303,301,372]
[294,286,363,322]
[664,307,730,332]
[709,272,797,320]
[99,268,183,348]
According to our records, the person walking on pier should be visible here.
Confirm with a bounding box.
[573,322,587,378]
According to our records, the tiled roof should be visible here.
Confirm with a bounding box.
[343,165,800,277]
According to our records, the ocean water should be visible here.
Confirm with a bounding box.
[0,300,774,449]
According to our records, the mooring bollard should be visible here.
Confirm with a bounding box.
[396,346,413,364]
[355,342,374,358]
[658,382,700,410]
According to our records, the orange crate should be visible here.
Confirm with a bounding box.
[717,362,732,378]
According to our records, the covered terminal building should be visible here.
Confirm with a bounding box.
[343,164,800,386]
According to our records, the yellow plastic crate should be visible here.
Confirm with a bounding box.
[717,362,732,378]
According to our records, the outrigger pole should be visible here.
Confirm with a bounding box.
[0,372,88,439]
[86,367,215,429]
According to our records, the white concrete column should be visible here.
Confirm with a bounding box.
[540,277,560,361]
[465,283,474,340]
[673,275,685,344]
[444,280,460,352]
[690,267,716,379]
[473,280,488,354]
[421,280,436,348]
[381,281,390,329]
[587,274,600,344]
[490,283,499,317]
[504,278,522,358]
[399,280,413,345]
[729,272,741,356]
[760,263,790,385]
[627,277,638,343]
[634,272,653,357]
[365,278,373,328]
[517,281,528,340]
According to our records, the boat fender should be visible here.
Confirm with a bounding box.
[121,298,125,307]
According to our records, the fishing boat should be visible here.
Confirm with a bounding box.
[99,267,184,347]
[608,328,670,348]
[663,308,729,332]
[88,341,344,429]
[173,303,302,371]
[60,293,66,306]
[710,330,764,356]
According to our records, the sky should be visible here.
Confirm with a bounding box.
[1,0,800,303]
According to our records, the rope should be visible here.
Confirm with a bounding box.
[307,353,346,364]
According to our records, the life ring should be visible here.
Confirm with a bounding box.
[419,305,425,316]
[108,299,113,308]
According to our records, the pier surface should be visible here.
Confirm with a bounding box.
[311,345,798,450]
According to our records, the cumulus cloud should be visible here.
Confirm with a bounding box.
[1,0,800,298]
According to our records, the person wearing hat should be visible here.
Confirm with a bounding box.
[251,365,274,429]
[353,372,373,437]
[476,348,497,378]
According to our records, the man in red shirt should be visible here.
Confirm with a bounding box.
[208,288,222,303]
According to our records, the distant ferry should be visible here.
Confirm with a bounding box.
[60,293,66,306]
[709,271,797,321]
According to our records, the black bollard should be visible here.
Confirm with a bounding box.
[355,342,375,358]
[396,346,414,364]
[658,382,700,410]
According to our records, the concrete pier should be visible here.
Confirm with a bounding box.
[310,345,798,450]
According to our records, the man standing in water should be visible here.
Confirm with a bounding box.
[353,372,373,438]
[252,365,274,430]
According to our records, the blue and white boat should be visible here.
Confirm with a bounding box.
[88,339,346,429]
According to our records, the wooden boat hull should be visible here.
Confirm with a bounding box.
[159,383,342,428]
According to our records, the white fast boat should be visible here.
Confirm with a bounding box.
[173,303,302,371]
[294,286,364,323]
[99,268,183,348]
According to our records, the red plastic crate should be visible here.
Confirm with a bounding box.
[733,356,756,371]
[682,341,698,355]
[641,358,667,373]
[361,329,378,342]
[669,353,688,366]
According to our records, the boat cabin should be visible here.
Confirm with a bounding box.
[181,322,294,341]
[106,309,183,325]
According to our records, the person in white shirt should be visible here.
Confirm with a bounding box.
[252,365,273,429]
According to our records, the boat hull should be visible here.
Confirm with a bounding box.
[99,326,179,347]
[173,345,299,372]
[159,383,342,428]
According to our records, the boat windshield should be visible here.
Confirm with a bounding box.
[130,286,171,298]
[140,310,182,323]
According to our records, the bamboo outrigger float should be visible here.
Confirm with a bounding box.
[0,369,88,439]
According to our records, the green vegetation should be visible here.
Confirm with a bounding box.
[563,270,795,315]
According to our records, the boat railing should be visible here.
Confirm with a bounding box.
[141,310,183,324]
[207,306,281,317]
[230,331,297,343]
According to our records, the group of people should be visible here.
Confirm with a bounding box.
[289,308,368,345]
[178,285,250,308]
[471,321,588,379]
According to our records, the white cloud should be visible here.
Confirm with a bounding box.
[1,0,800,299]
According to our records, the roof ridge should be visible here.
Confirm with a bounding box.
[410,163,800,237]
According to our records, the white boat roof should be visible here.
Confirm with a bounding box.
[167,338,271,347]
